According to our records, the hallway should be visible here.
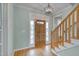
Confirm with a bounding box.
[0,3,78,56]
[14,45,56,56]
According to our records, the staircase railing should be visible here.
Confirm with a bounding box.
[51,4,79,49]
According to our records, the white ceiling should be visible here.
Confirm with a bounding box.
[14,3,74,14]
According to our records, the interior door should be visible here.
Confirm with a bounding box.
[35,20,46,48]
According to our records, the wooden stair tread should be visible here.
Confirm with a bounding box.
[51,39,79,55]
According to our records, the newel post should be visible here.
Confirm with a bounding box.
[76,5,79,39]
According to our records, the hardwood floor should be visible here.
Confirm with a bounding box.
[14,45,56,56]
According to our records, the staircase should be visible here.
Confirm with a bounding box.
[51,4,79,55]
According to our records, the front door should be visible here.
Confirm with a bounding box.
[35,20,46,48]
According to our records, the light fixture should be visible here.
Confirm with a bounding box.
[44,3,54,14]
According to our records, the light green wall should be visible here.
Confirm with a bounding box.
[13,5,53,50]
[13,6,30,49]
[0,4,2,29]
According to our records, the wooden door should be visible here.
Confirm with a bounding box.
[35,20,46,48]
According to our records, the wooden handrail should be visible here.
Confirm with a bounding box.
[52,5,79,33]
[51,4,79,49]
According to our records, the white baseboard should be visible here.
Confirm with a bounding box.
[13,46,34,52]
[13,42,50,55]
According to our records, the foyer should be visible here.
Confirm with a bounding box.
[0,3,79,56]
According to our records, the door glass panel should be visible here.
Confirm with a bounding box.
[30,20,35,45]
[46,22,49,42]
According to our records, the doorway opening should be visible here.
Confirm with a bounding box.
[30,20,49,48]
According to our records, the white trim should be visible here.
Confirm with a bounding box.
[14,46,34,52]
[1,3,3,56]
[11,51,14,56]
[51,49,58,56]
[13,42,51,52]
